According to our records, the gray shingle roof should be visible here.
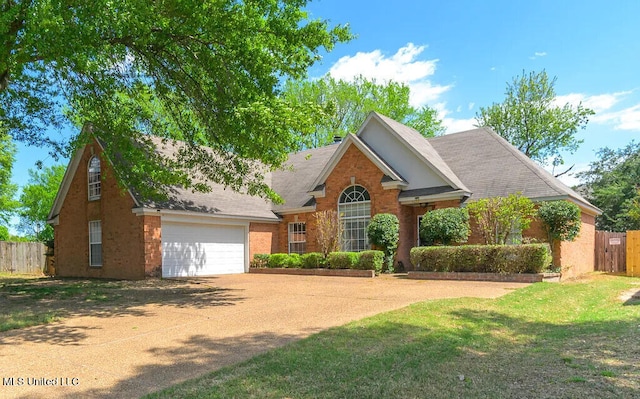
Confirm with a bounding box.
[115,115,598,219]
[428,127,597,210]
[371,112,470,193]
[140,138,279,221]
[271,144,339,211]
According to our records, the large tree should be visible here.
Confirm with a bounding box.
[17,165,66,243]
[475,70,594,170]
[282,75,444,147]
[1,0,351,202]
[0,129,18,225]
[576,142,640,232]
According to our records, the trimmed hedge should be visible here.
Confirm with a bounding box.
[410,244,551,274]
[301,252,327,269]
[327,252,361,269]
[267,253,291,268]
[254,251,381,272]
[285,253,302,268]
[355,250,384,273]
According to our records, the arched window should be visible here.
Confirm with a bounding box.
[88,156,101,200]
[338,185,371,252]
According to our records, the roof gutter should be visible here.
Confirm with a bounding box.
[398,190,471,205]
[131,207,281,223]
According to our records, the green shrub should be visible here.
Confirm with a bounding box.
[267,253,290,268]
[355,250,384,273]
[250,253,270,268]
[366,213,400,272]
[285,253,302,268]
[410,244,551,274]
[301,252,327,269]
[327,252,360,269]
[467,193,536,245]
[420,208,470,245]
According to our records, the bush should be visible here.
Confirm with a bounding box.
[410,244,551,274]
[366,213,400,272]
[301,252,327,269]
[467,193,536,245]
[285,253,302,268]
[355,250,384,273]
[538,201,582,242]
[267,253,290,268]
[420,208,470,245]
[250,253,270,268]
[327,252,360,269]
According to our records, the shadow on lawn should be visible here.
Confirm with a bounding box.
[0,276,244,344]
[13,329,314,399]
[96,309,638,399]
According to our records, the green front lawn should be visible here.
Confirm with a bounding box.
[0,274,234,332]
[146,274,640,399]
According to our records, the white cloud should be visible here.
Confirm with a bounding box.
[529,51,547,60]
[553,92,629,113]
[434,103,477,133]
[553,91,640,131]
[468,102,475,110]
[490,66,496,71]
[593,104,640,131]
[328,43,451,108]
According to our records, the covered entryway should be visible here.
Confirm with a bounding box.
[161,221,247,277]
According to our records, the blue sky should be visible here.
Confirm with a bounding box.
[10,0,640,204]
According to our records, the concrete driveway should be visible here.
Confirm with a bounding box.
[0,274,528,399]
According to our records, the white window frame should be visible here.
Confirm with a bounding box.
[288,222,307,255]
[88,156,101,200]
[89,220,102,267]
[338,185,371,252]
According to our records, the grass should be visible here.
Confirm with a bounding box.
[0,273,125,332]
[145,274,640,399]
[0,274,229,333]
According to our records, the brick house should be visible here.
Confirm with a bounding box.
[48,112,600,279]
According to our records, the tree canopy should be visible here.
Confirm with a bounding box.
[576,141,640,232]
[17,165,66,243]
[0,130,17,225]
[475,70,594,169]
[1,0,351,202]
[282,75,444,147]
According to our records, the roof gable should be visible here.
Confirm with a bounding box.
[307,133,407,193]
[357,112,470,193]
[47,131,140,224]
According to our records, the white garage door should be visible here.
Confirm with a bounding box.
[161,221,246,277]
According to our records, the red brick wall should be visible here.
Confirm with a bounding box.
[54,139,146,279]
[249,222,280,260]
[143,215,162,277]
[556,212,596,279]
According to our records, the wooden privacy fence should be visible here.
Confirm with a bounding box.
[628,231,640,277]
[595,231,626,273]
[0,242,47,274]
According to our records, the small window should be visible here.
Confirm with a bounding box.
[288,222,306,255]
[88,156,101,200]
[89,221,102,267]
